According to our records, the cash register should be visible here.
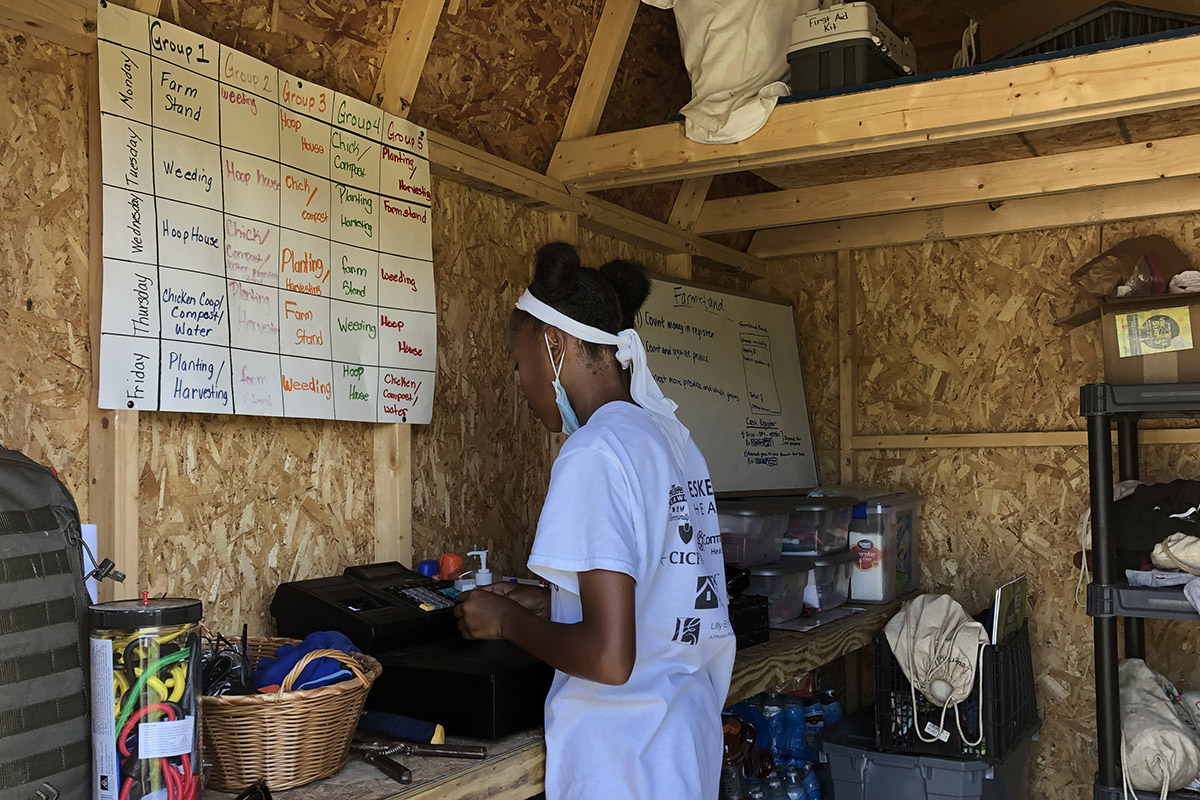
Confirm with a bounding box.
[270,562,552,739]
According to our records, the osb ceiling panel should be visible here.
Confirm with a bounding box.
[409,0,606,173]
[156,0,396,104]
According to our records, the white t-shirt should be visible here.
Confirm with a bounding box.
[528,402,736,800]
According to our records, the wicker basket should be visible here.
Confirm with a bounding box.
[200,636,382,791]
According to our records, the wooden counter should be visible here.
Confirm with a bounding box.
[204,602,900,800]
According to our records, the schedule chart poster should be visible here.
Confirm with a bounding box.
[96,2,435,424]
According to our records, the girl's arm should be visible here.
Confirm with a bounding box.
[455,569,636,686]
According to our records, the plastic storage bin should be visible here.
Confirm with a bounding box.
[788,2,916,94]
[783,495,858,556]
[875,622,1039,764]
[718,499,791,567]
[997,2,1200,61]
[820,707,1034,800]
[850,492,922,603]
[791,550,857,612]
[747,561,811,625]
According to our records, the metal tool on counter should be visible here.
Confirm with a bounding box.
[354,747,412,785]
[352,737,488,760]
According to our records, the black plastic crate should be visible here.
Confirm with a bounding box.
[875,622,1038,764]
[998,2,1200,61]
[729,593,769,650]
[787,40,908,94]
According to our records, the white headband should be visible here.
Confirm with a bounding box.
[515,290,689,472]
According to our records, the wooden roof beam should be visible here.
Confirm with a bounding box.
[430,133,764,276]
[560,0,640,142]
[696,131,1200,234]
[374,0,446,119]
[546,32,1200,191]
[748,174,1200,257]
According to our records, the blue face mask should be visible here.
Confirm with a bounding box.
[545,333,580,435]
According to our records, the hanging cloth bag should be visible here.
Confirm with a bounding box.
[884,594,989,746]
[1119,659,1200,798]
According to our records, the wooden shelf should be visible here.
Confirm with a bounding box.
[727,601,901,705]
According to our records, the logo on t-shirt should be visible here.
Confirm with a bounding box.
[694,575,720,609]
[672,617,701,645]
[678,523,693,545]
[669,484,687,508]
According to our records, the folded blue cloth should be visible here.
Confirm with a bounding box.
[254,631,361,691]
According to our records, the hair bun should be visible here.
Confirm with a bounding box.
[532,242,582,304]
[599,259,651,329]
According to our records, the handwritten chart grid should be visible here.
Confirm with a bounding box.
[96,1,435,424]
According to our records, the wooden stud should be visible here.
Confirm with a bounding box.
[546,32,1200,189]
[662,253,693,280]
[837,252,856,485]
[370,0,444,567]
[373,424,412,566]
[667,177,713,232]
[748,174,1200,257]
[696,132,1200,235]
[373,0,446,120]
[86,54,138,601]
[560,0,639,141]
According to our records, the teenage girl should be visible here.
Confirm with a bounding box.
[455,242,736,800]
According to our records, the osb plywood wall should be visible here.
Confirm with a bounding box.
[0,33,91,506]
[410,179,553,579]
[0,16,672,634]
[842,213,1200,799]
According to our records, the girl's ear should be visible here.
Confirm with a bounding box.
[545,327,566,363]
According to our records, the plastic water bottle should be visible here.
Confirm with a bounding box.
[783,766,804,800]
[762,694,787,764]
[800,764,823,800]
[820,690,843,727]
[763,777,789,800]
[802,703,825,762]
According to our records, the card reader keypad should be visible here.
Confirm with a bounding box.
[390,585,457,611]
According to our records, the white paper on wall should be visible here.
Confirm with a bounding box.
[96,1,436,424]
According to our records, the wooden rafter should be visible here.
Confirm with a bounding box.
[0,0,95,52]
[560,0,640,141]
[430,133,765,275]
[667,176,713,232]
[698,133,1200,235]
[547,32,1200,190]
[373,0,446,120]
[748,174,1200,257]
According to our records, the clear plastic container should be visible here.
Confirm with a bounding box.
[849,492,922,603]
[90,595,204,800]
[719,499,791,567]
[747,561,811,624]
[790,550,856,612]
[783,495,858,556]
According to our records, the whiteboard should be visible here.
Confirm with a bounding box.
[94,2,435,424]
[635,276,817,493]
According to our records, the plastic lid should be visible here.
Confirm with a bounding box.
[747,560,811,577]
[782,549,858,568]
[89,596,202,629]
[717,498,794,516]
[786,495,858,512]
[852,491,921,518]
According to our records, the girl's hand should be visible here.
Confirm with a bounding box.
[454,589,522,640]
[479,583,551,618]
